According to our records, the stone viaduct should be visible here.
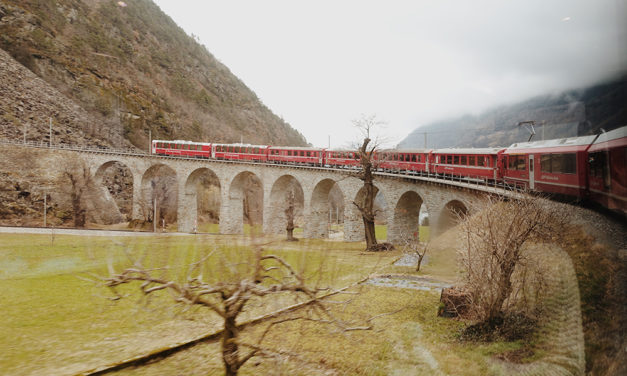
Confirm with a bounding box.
[7,143,510,242]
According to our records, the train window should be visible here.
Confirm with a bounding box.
[445,155,451,164]
[541,153,576,174]
[461,156,467,165]
[453,156,459,165]
[508,155,524,170]
[589,151,608,179]
[477,156,485,166]
[301,151,305,156]
[469,156,475,165]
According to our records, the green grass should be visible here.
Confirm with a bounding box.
[0,233,394,375]
[0,230,528,375]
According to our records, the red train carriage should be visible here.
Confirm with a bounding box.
[587,126,627,215]
[376,149,430,174]
[430,148,503,181]
[152,140,212,158]
[213,144,269,162]
[324,149,361,168]
[268,146,325,165]
[502,135,598,198]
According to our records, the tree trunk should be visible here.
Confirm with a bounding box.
[222,315,240,376]
[285,191,297,241]
[488,261,516,320]
[358,138,378,250]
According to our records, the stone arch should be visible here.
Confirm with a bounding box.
[437,199,469,233]
[306,179,343,238]
[388,190,424,244]
[140,164,178,228]
[181,168,221,233]
[222,171,263,234]
[264,175,304,235]
[93,161,133,222]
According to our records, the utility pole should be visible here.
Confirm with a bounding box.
[43,190,47,227]
[424,132,427,148]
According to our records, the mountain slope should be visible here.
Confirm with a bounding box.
[0,0,307,148]
[399,76,627,149]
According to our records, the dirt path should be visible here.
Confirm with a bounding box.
[0,226,191,237]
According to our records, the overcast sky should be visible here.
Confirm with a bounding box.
[152,0,626,148]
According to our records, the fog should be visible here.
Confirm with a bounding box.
[153,0,627,147]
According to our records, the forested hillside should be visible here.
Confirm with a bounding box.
[399,76,627,149]
[0,0,307,148]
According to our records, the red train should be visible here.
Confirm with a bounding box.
[152,125,626,215]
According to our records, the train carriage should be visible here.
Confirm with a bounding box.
[376,149,430,174]
[502,135,598,198]
[213,144,269,162]
[431,148,503,181]
[268,146,325,165]
[324,149,361,168]
[587,126,627,214]
[152,140,212,158]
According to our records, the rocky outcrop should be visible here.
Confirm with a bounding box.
[0,48,130,148]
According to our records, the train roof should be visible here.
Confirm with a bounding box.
[213,143,269,148]
[154,139,211,145]
[268,146,325,151]
[432,147,504,154]
[592,125,627,145]
[379,148,432,154]
[506,134,598,151]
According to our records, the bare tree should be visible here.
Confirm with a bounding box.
[352,115,392,251]
[458,194,564,323]
[105,246,374,375]
[400,235,429,272]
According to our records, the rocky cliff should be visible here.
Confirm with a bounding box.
[0,0,308,148]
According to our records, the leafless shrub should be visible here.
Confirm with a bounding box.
[399,234,429,272]
[458,194,566,324]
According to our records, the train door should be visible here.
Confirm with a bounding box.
[528,154,535,190]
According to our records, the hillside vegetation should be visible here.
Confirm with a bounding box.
[0,0,307,148]
[400,76,627,149]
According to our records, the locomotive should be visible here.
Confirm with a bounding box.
[152,125,626,215]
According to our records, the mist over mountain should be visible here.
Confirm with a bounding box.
[0,0,308,148]
[399,76,627,149]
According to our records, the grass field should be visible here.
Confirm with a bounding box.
[0,228,533,376]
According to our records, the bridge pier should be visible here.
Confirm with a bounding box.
[178,178,196,233]
[131,173,143,222]
[343,198,365,242]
